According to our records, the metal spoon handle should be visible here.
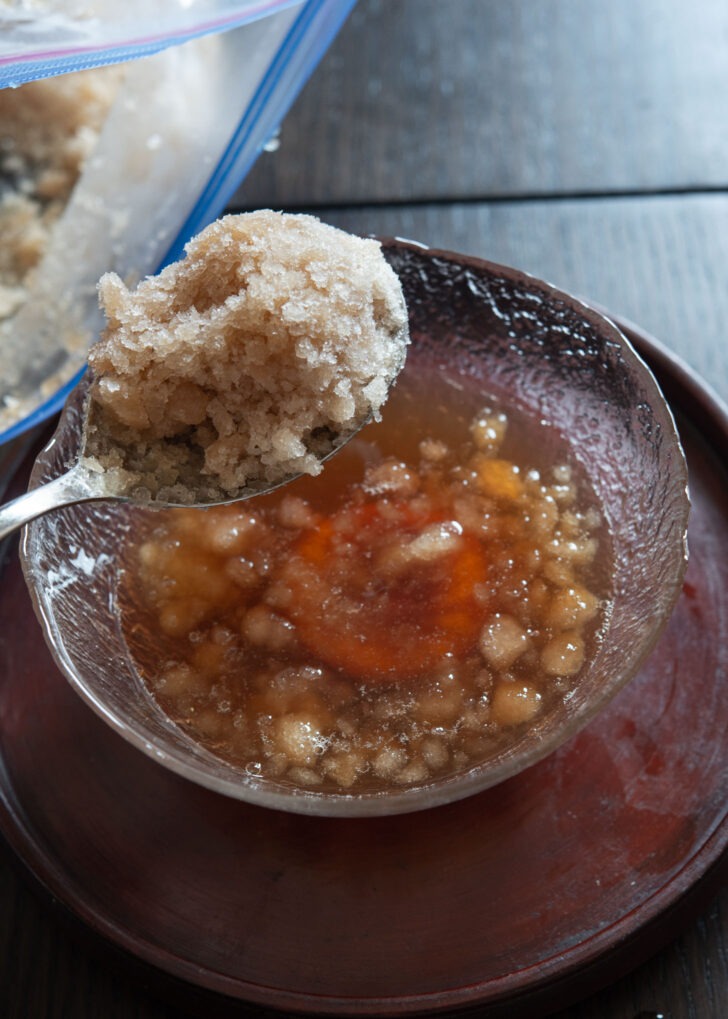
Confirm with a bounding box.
[0,466,104,542]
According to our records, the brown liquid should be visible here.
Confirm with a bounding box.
[120,355,610,794]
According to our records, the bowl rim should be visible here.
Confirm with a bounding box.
[20,238,691,816]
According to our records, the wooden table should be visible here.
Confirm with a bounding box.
[1,1,726,1015]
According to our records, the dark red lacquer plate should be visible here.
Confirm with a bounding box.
[0,318,726,1018]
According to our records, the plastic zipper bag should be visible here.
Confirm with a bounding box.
[0,0,304,86]
[0,0,356,443]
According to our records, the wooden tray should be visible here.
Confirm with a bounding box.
[0,317,726,1018]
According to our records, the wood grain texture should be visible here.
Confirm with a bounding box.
[237,0,728,208]
[555,887,728,1019]
[243,194,728,404]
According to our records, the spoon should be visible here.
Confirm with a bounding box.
[0,376,369,543]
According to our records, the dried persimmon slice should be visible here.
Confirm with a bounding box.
[281,500,488,681]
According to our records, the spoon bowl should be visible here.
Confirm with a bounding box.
[0,374,370,542]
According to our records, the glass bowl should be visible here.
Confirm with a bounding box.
[20,239,690,816]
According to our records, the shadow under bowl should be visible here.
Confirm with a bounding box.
[20,239,690,816]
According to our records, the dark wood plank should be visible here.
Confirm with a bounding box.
[554,888,728,1018]
[237,0,728,208]
[246,194,728,403]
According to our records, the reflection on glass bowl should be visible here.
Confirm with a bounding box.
[20,240,690,816]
